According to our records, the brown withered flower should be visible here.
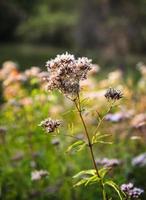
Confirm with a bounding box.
[105,88,123,101]
[39,118,61,133]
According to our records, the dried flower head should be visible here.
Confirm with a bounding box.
[105,88,123,101]
[39,118,61,133]
[45,52,92,96]
[31,170,49,181]
[121,183,144,199]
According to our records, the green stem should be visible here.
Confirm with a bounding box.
[102,188,107,200]
[73,93,106,200]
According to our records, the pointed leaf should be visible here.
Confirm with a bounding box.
[84,175,100,186]
[77,143,86,152]
[97,134,112,140]
[105,180,123,200]
[96,141,112,145]
[73,169,96,179]
[66,140,86,153]
[73,179,88,187]
[92,133,111,144]
[99,167,109,178]
[92,132,101,143]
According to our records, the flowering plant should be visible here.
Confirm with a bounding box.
[40,52,144,200]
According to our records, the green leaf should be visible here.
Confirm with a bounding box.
[84,175,100,186]
[97,134,112,140]
[73,169,96,179]
[67,123,74,135]
[92,132,101,143]
[73,169,100,187]
[104,180,123,200]
[99,168,109,178]
[92,133,112,144]
[66,140,86,153]
[73,179,88,187]
[96,141,112,145]
[78,143,86,151]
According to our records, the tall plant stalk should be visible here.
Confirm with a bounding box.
[73,93,107,200]
[42,53,130,200]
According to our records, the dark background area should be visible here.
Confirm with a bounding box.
[0,0,146,70]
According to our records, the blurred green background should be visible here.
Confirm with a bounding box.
[1,0,146,70]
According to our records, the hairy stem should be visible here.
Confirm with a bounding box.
[73,93,106,200]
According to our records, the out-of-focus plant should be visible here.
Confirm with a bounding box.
[39,52,140,200]
[17,4,77,45]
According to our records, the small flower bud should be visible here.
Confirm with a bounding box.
[39,118,61,133]
[105,88,123,101]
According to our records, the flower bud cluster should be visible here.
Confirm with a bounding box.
[105,88,123,101]
[39,118,61,133]
[46,52,92,96]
